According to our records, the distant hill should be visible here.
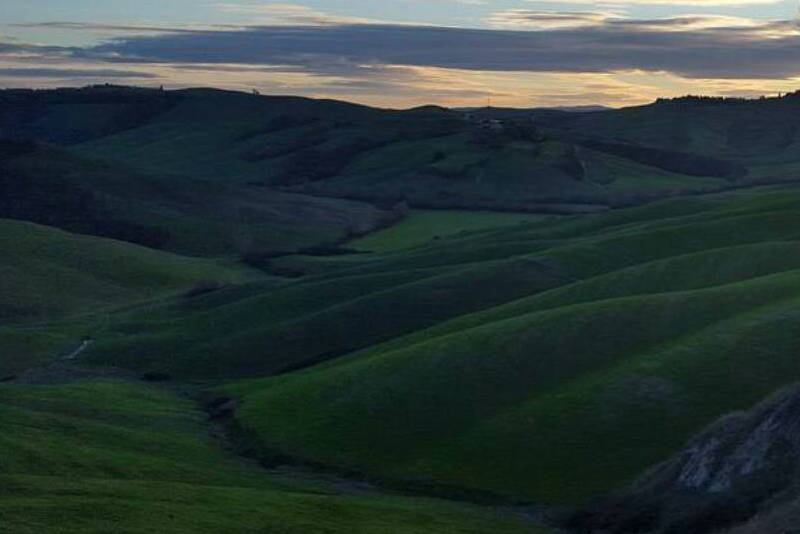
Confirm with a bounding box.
[457,105,611,113]
[4,85,792,218]
[0,137,397,257]
[542,105,611,113]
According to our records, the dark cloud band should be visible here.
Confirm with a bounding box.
[0,67,156,78]
[70,20,800,80]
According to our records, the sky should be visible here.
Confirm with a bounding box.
[2,0,800,108]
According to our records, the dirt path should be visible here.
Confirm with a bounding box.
[61,339,93,361]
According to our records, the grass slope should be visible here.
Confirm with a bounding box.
[9,86,800,217]
[224,270,800,502]
[0,138,395,256]
[67,87,742,212]
[0,218,266,378]
[0,218,260,323]
[0,379,538,534]
[350,210,548,252]
[84,184,799,505]
[14,86,800,523]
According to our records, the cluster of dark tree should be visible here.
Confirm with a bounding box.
[276,135,389,185]
[0,85,174,105]
[272,118,464,185]
[580,139,746,179]
[0,139,37,159]
[0,162,171,248]
[656,91,800,106]
[0,86,180,145]
[656,95,751,106]
[470,119,543,149]
[555,145,585,181]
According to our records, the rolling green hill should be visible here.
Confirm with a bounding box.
[350,210,546,252]
[50,183,800,509]
[0,218,261,323]
[0,379,538,534]
[0,86,762,213]
[0,138,397,256]
[0,217,266,378]
[65,87,800,213]
[10,86,800,533]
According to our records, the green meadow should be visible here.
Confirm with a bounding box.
[350,210,546,252]
[0,380,537,534]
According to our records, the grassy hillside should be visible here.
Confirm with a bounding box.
[540,93,800,169]
[12,86,800,532]
[5,86,800,217]
[0,218,261,323]
[350,210,548,252]
[0,218,266,378]
[27,182,789,509]
[59,86,747,212]
[0,139,396,256]
[0,86,180,144]
[0,379,538,534]
[83,255,572,378]
[223,270,800,502]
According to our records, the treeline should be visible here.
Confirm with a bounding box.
[0,85,181,144]
[656,91,800,106]
[579,139,746,179]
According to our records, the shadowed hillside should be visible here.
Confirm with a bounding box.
[4,86,781,214]
[0,138,398,256]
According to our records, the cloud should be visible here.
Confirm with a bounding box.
[211,3,375,25]
[0,40,73,55]
[490,10,771,31]
[489,10,619,30]
[0,67,157,78]
[12,21,243,35]
[72,18,800,80]
[525,0,785,5]
[6,6,800,108]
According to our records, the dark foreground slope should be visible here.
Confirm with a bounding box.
[570,383,800,533]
